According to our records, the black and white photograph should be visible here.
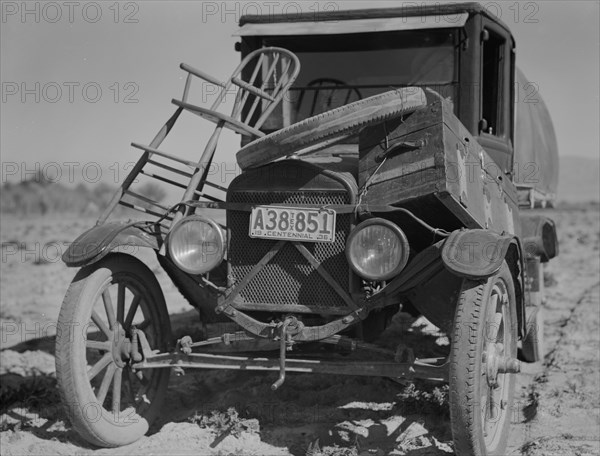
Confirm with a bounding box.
[1,1,599,455]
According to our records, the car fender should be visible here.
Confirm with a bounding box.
[62,221,162,267]
[442,228,526,338]
[520,213,559,261]
[441,229,521,279]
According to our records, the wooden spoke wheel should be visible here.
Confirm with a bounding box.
[55,253,171,447]
[450,262,520,456]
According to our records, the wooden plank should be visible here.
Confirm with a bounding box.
[171,99,265,137]
[118,201,172,220]
[238,5,476,24]
[359,101,443,183]
[124,190,170,211]
[180,63,225,87]
[236,14,468,36]
[146,160,227,192]
[147,159,194,178]
[363,169,442,204]
[131,142,198,168]
[231,76,274,101]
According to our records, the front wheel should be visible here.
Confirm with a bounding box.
[449,262,520,456]
[55,253,171,447]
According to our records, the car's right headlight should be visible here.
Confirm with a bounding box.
[167,215,225,275]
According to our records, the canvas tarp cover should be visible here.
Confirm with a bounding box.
[514,68,559,198]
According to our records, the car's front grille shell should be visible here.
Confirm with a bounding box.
[227,185,354,314]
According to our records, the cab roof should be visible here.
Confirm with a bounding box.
[239,2,513,38]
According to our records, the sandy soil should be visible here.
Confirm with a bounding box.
[1,206,599,455]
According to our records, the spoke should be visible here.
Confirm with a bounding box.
[86,340,111,351]
[490,292,499,308]
[102,289,116,329]
[96,363,116,405]
[485,292,500,342]
[117,283,126,324]
[137,318,152,331]
[500,289,509,306]
[124,295,141,328]
[112,368,123,413]
[489,385,502,421]
[488,312,503,343]
[88,353,112,381]
[91,311,111,338]
[481,399,488,436]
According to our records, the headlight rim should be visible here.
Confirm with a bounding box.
[346,218,410,281]
[166,215,225,275]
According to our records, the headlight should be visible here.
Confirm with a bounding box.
[346,218,409,280]
[167,215,225,275]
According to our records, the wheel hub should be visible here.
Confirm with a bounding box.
[485,342,521,387]
[485,342,502,387]
[111,322,131,368]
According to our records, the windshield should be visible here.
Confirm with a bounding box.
[260,29,459,129]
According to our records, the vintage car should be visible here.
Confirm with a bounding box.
[56,3,559,455]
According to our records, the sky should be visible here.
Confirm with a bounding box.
[1,0,599,187]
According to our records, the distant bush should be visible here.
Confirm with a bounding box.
[0,175,167,217]
[138,182,167,205]
[0,176,97,215]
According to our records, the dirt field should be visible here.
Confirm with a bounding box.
[1,206,599,455]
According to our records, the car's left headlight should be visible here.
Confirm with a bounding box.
[346,218,409,281]
[167,215,225,275]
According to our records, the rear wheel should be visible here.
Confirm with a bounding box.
[449,262,519,456]
[55,253,171,447]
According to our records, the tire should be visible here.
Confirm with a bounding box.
[55,253,171,447]
[449,262,518,456]
[236,88,426,170]
[520,306,544,362]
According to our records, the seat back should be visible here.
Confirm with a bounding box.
[178,47,300,135]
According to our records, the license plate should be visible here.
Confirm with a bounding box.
[249,206,336,243]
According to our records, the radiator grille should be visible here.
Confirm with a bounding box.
[228,191,351,314]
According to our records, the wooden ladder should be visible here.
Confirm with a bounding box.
[96,47,300,232]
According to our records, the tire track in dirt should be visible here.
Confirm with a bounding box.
[506,206,600,456]
[508,280,600,456]
[543,281,600,369]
